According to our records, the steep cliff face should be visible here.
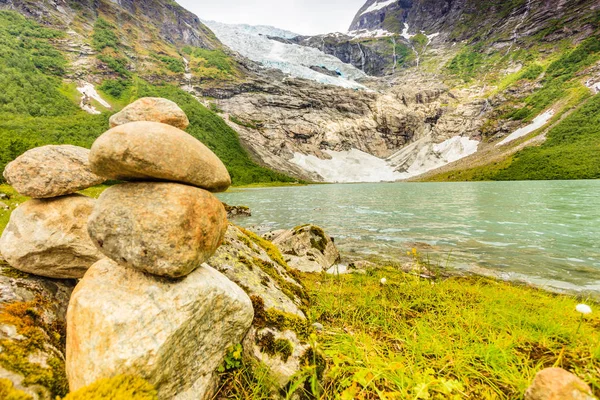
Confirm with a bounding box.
[0,0,219,49]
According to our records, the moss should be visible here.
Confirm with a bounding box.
[250,295,267,327]
[237,234,257,252]
[256,332,294,362]
[62,375,157,400]
[264,308,310,340]
[0,265,30,279]
[0,379,32,400]
[251,295,310,339]
[308,226,327,253]
[238,255,253,270]
[0,298,68,397]
[240,227,288,269]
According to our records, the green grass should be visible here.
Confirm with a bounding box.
[491,94,600,180]
[216,266,599,399]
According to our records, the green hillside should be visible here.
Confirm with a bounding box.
[0,11,296,186]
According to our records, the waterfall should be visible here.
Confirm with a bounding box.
[357,43,366,72]
[506,0,533,55]
[392,36,397,73]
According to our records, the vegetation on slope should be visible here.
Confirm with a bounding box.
[0,11,296,186]
[217,266,600,399]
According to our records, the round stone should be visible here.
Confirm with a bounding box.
[109,97,190,130]
[3,145,105,198]
[87,182,228,278]
[89,121,231,192]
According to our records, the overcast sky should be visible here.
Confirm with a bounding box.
[177,0,367,35]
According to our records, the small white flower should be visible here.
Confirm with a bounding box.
[380,278,387,285]
[576,304,592,314]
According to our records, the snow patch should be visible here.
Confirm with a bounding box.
[203,20,367,89]
[347,29,394,39]
[585,79,600,94]
[77,82,111,115]
[291,149,403,183]
[291,136,479,183]
[401,23,415,41]
[400,136,480,177]
[360,0,397,16]
[497,110,554,146]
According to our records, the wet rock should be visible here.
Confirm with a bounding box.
[66,259,253,400]
[88,182,227,278]
[109,97,190,130]
[222,203,251,219]
[2,145,105,198]
[89,121,231,192]
[524,368,596,400]
[0,261,75,400]
[272,224,340,273]
[0,195,103,279]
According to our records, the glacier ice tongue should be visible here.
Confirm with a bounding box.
[203,20,367,89]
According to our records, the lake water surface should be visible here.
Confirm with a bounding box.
[218,181,600,295]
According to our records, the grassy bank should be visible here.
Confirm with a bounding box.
[218,267,600,399]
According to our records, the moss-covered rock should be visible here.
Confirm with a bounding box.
[0,261,75,400]
[207,225,313,387]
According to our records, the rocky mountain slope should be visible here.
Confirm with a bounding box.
[0,0,599,184]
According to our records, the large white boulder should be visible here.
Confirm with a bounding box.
[66,259,253,400]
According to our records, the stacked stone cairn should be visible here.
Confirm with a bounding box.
[0,98,254,400]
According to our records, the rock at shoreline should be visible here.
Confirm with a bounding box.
[89,121,231,192]
[222,203,251,219]
[88,182,227,278]
[109,97,190,130]
[272,224,340,273]
[524,368,596,400]
[0,195,103,279]
[208,225,311,387]
[3,145,105,198]
[66,259,253,400]
[0,261,75,400]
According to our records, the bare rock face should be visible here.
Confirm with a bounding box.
[0,195,103,279]
[208,225,311,387]
[272,224,340,273]
[66,259,253,400]
[2,145,105,198]
[109,97,190,130]
[88,182,227,278]
[0,260,75,400]
[89,121,231,192]
[524,368,596,400]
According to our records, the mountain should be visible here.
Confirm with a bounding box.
[0,0,599,185]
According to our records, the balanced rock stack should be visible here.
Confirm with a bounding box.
[65,98,254,399]
[0,145,106,278]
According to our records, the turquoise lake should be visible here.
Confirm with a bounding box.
[218,181,600,295]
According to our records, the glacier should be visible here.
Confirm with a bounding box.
[203,20,367,89]
[360,0,397,16]
[290,136,480,183]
